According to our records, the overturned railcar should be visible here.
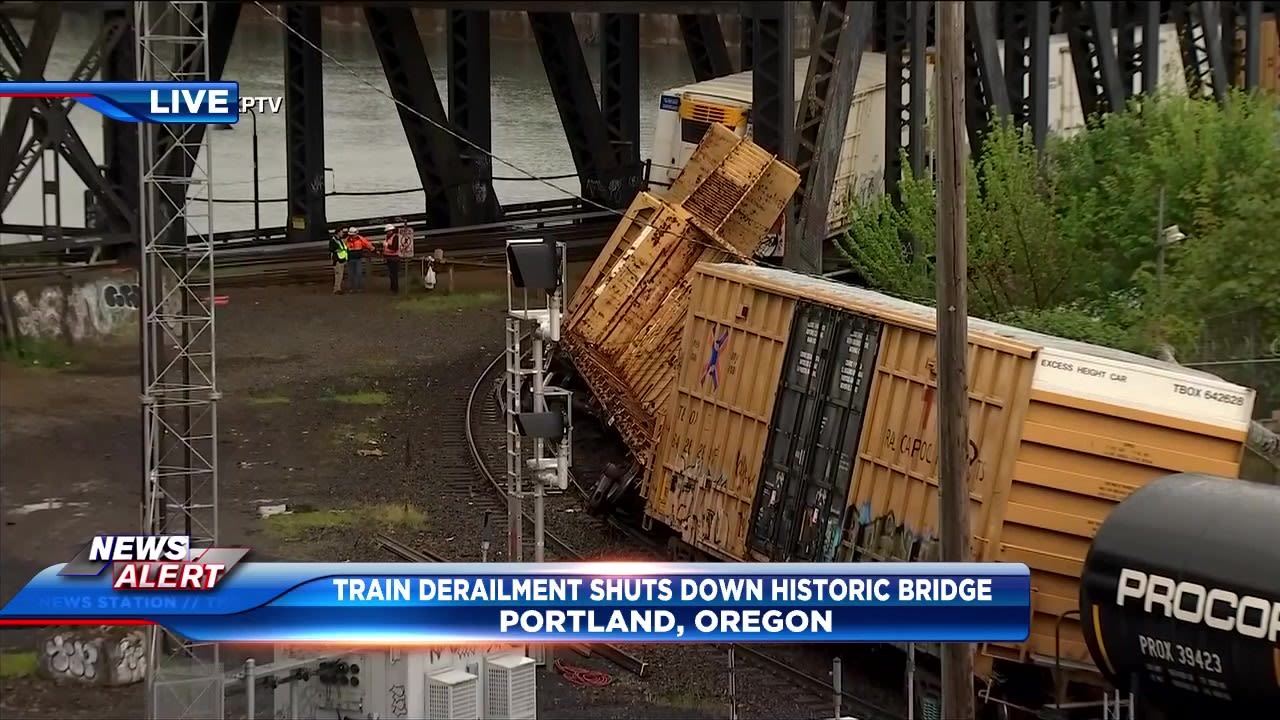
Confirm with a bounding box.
[641,262,1258,697]
[1080,473,1280,719]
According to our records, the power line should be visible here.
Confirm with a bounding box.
[200,173,588,204]
[251,2,775,250]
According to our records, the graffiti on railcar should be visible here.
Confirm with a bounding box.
[841,504,941,563]
[882,429,988,487]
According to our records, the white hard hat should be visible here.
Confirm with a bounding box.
[384,224,395,231]
[348,227,357,234]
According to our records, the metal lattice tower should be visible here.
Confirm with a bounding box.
[136,2,223,718]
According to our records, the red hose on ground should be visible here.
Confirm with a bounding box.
[554,657,613,687]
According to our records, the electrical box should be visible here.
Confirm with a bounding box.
[484,654,537,719]
[269,644,530,720]
[426,668,480,719]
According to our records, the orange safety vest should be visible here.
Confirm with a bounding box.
[346,235,373,253]
[383,232,399,257]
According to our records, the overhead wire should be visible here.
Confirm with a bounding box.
[200,173,590,204]
[251,2,775,256]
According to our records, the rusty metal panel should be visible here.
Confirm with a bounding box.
[562,126,798,468]
[566,191,665,327]
[749,302,881,563]
[647,270,797,560]
[665,123,801,252]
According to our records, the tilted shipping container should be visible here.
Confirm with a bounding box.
[648,262,1256,682]
[562,125,799,464]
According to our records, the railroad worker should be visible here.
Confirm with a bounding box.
[344,226,373,293]
[382,223,402,294]
[330,227,349,294]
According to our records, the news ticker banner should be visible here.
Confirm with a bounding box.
[0,562,1031,644]
[0,82,266,124]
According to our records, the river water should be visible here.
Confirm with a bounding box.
[2,10,694,238]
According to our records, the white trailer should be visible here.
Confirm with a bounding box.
[648,25,1187,254]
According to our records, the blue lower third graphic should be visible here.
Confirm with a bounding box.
[0,563,1032,644]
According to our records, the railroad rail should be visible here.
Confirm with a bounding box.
[0,197,587,249]
[467,344,906,720]
[0,206,614,285]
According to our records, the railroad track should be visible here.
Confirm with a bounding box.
[368,331,906,718]
[466,346,905,720]
[0,208,613,287]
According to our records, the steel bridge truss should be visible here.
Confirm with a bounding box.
[0,8,133,231]
[135,2,224,718]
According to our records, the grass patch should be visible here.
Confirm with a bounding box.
[332,421,382,447]
[0,338,79,370]
[248,394,291,406]
[0,651,37,678]
[329,390,388,406]
[659,690,712,710]
[263,503,424,541]
[396,291,501,314]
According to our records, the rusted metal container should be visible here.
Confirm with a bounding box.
[562,125,799,464]
[648,262,1257,685]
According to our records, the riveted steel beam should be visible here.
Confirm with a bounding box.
[678,14,734,81]
[101,6,138,233]
[1001,2,1050,148]
[0,11,131,228]
[751,2,794,163]
[1064,1,1127,119]
[284,5,326,242]
[447,9,501,224]
[1242,1,1262,89]
[793,0,873,272]
[0,4,60,194]
[1110,1,1162,97]
[964,2,1012,157]
[370,6,472,229]
[751,2,794,264]
[528,12,624,207]
[884,1,929,197]
[600,13,642,206]
[1175,1,1231,101]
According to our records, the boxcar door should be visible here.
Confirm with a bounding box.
[748,303,833,560]
[786,311,880,562]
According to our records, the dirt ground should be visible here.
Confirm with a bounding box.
[0,279,748,720]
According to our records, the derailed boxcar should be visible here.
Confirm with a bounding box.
[561,124,798,469]
[645,262,1257,694]
[1079,473,1280,719]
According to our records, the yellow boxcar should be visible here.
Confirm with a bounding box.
[647,262,1256,683]
[562,124,798,464]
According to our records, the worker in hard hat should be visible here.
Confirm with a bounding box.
[381,223,402,294]
[330,226,349,294]
[344,226,374,293]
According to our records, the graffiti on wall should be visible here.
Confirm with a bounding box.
[40,628,147,685]
[6,274,160,343]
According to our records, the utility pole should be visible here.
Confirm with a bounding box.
[935,3,975,720]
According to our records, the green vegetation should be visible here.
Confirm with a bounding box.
[263,503,424,541]
[247,394,291,406]
[0,650,37,678]
[329,390,389,406]
[396,290,502,314]
[0,338,80,370]
[842,90,1280,418]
